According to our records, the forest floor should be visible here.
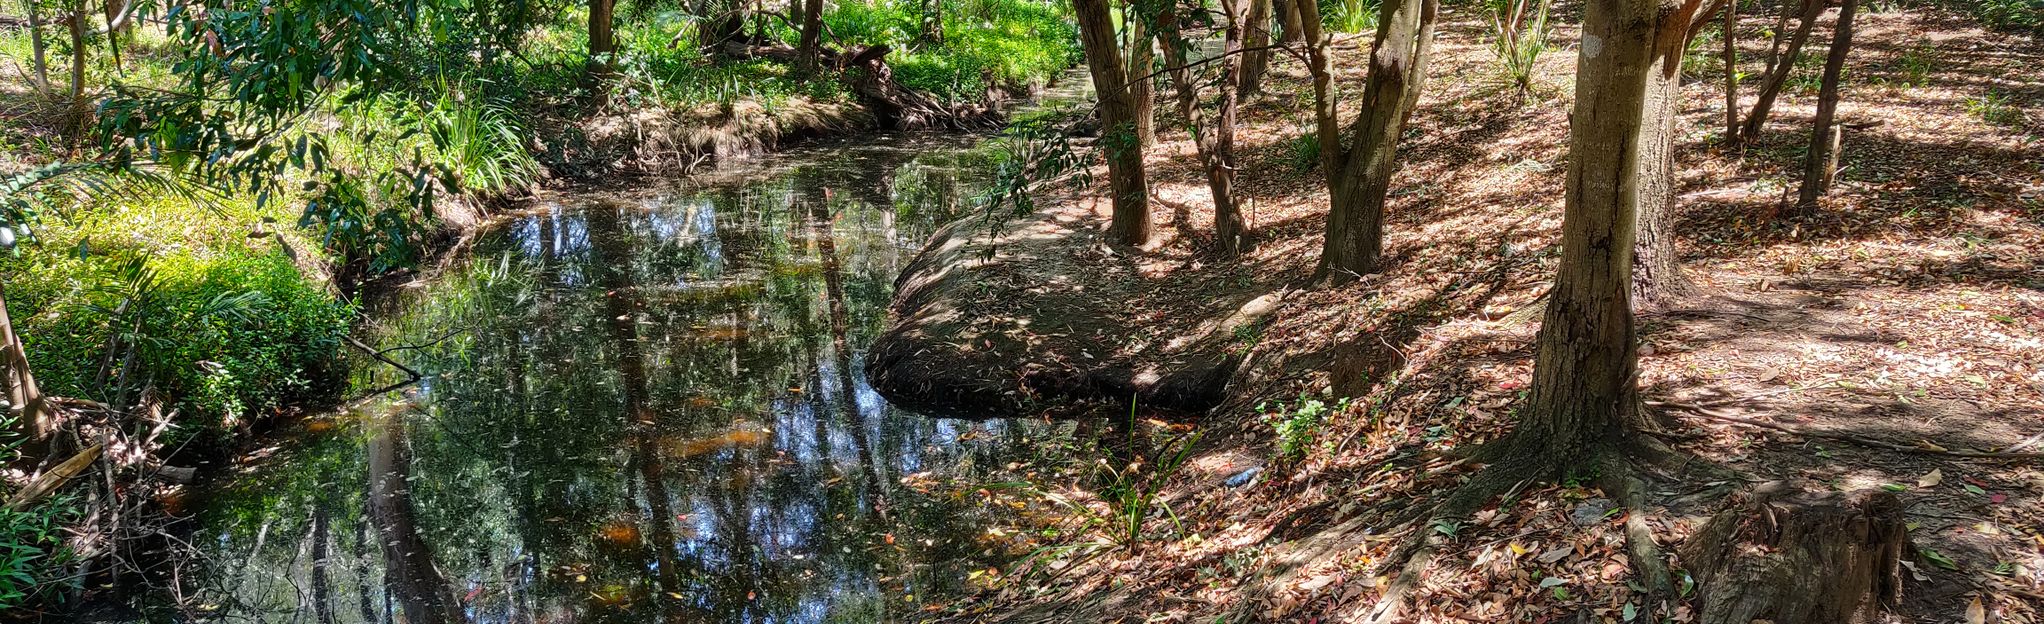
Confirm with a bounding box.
[905,4,2044,623]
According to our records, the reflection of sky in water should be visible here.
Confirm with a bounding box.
[183,135,1062,624]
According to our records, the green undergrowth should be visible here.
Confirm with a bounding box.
[2,194,355,443]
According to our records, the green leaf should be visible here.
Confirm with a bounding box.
[1920,548,1959,570]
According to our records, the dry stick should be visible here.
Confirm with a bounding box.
[1660,403,2044,460]
[343,335,422,382]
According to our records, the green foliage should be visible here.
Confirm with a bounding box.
[0,413,79,611]
[821,0,1080,100]
[6,197,353,436]
[1487,0,1552,95]
[1954,0,2043,33]
[1259,394,1350,461]
[1322,0,1381,33]
[1287,132,1321,172]
[0,494,78,610]
[1095,428,1203,547]
[1965,88,2028,127]
[1883,40,1937,88]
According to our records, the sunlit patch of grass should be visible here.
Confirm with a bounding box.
[1964,88,2027,127]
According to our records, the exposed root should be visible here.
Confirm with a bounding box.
[1659,402,2044,461]
[1361,433,1730,624]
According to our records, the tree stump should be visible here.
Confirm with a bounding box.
[1678,482,1910,624]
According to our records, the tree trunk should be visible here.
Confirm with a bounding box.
[1276,0,1305,44]
[797,0,826,74]
[1490,0,1719,466]
[1794,0,1855,210]
[29,0,51,93]
[920,0,944,45]
[1239,0,1274,95]
[1076,0,1153,246]
[67,0,89,140]
[1316,0,1438,280]
[1632,53,1690,308]
[1738,0,1822,144]
[1679,483,1908,624]
[1125,12,1157,149]
[587,0,618,107]
[1723,0,1738,144]
[1159,0,1250,253]
[0,280,52,449]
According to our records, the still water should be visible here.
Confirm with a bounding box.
[182,135,1054,623]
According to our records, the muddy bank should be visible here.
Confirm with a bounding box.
[865,205,1287,419]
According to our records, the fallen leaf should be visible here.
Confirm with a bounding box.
[1537,546,1572,563]
[1918,469,1943,488]
[1966,596,1984,624]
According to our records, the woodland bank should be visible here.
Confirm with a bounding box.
[874,4,2044,623]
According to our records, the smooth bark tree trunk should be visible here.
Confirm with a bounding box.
[1125,13,1157,149]
[1738,0,1822,145]
[1723,0,1738,143]
[1158,0,1250,253]
[1315,0,1438,280]
[1239,0,1274,94]
[1276,0,1305,43]
[28,0,51,93]
[1491,0,1720,466]
[1794,0,1855,210]
[587,0,618,106]
[919,0,944,45]
[1076,0,1153,246]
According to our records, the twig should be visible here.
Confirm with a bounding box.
[343,335,422,382]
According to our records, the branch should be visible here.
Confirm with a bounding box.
[1127,42,1304,88]
[344,335,422,382]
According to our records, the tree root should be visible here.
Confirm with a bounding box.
[1361,435,1728,624]
[1659,401,2044,461]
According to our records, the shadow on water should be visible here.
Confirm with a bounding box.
[177,134,1073,623]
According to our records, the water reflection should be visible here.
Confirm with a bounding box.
[187,136,1056,623]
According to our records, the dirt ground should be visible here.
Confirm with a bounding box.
[903,3,2044,622]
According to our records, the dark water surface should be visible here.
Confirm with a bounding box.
[181,134,1057,623]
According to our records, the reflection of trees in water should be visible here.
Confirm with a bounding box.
[185,143,1033,623]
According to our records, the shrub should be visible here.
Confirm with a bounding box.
[1487,0,1553,96]
[6,197,354,439]
[1322,0,1382,33]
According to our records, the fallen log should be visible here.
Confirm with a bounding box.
[1678,481,1910,624]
